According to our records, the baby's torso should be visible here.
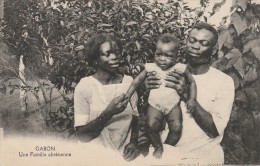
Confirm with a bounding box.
[145,63,186,112]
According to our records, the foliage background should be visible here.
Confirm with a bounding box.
[0,0,259,164]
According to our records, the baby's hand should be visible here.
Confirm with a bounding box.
[186,99,196,114]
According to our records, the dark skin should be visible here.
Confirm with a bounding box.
[145,28,220,139]
[146,104,183,158]
[126,41,192,158]
[75,41,140,161]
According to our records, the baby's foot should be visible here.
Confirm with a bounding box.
[153,148,163,159]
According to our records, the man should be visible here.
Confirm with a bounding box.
[145,22,235,164]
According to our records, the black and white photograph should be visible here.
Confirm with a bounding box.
[0,0,259,165]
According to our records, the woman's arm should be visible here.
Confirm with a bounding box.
[76,94,129,142]
[76,110,114,142]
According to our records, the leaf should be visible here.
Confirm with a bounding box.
[66,20,78,27]
[152,8,160,13]
[233,0,248,11]
[76,30,86,42]
[244,66,258,83]
[243,39,260,61]
[231,12,248,35]
[2,77,13,83]
[218,29,230,50]
[0,86,6,94]
[245,87,258,106]
[75,45,84,51]
[125,21,137,26]
[142,34,151,38]
[233,57,245,78]
[211,57,228,71]
[235,90,247,102]
[86,17,94,23]
[97,23,112,27]
[132,5,144,16]
[141,22,149,27]
[9,88,15,95]
[135,41,141,50]
[227,71,240,89]
[225,48,242,69]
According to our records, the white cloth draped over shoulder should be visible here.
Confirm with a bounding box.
[74,75,138,153]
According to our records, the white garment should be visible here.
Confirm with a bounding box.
[74,75,138,153]
[160,66,235,165]
[145,63,186,114]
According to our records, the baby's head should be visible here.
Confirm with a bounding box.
[155,34,180,70]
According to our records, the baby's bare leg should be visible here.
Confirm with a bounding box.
[164,104,183,146]
[146,105,164,158]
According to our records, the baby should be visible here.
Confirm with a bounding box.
[126,34,196,158]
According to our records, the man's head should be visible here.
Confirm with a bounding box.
[186,22,218,66]
[155,34,180,70]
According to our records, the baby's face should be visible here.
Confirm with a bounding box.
[154,41,178,70]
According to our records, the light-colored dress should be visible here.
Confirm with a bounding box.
[145,63,186,114]
[74,75,138,153]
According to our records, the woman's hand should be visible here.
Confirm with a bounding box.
[123,143,140,161]
[165,70,188,102]
[144,71,161,90]
[105,94,129,115]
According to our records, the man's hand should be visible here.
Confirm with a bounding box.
[144,71,161,90]
[123,143,140,161]
[165,70,189,101]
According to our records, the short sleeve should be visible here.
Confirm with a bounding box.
[209,77,235,135]
[145,63,157,72]
[173,63,187,73]
[74,78,92,127]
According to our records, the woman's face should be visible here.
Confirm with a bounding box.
[97,41,121,73]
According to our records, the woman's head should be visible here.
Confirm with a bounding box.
[85,33,122,73]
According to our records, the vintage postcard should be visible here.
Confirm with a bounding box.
[0,0,259,165]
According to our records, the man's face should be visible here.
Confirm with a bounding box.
[154,41,178,70]
[186,28,216,66]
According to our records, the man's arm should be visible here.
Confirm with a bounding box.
[165,71,218,138]
[190,101,219,138]
[183,69,197,112]
[191,76,235,138]
[165,71,234,138]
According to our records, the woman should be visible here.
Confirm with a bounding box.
[74,34,140,161]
